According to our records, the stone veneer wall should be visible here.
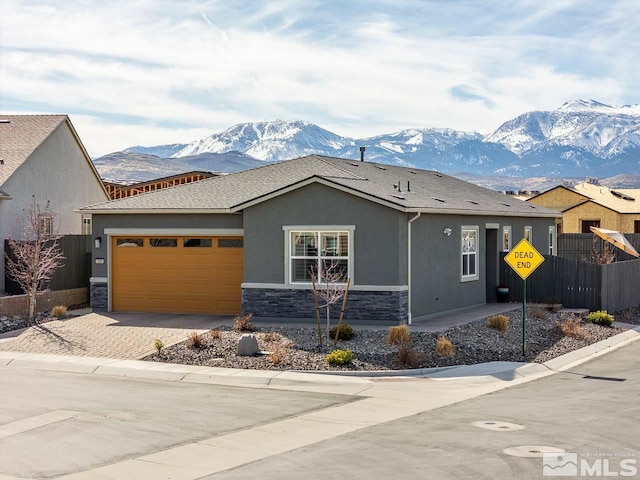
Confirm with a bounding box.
[242,288,408,324]
[90,282,108,309]
[0,288,88,317]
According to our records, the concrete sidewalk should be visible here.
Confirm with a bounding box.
[0,324,638,479]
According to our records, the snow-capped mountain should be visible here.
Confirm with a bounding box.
[98,100,640,185]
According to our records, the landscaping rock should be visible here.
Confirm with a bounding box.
[237,333,260,356]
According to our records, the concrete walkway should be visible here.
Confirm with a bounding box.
[0,325,638,480]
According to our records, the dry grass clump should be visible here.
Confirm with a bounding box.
[435,336,454,357]
[233,313,255,332]
[267,345,288,364]
[263,328,282,342]
[396,345,420,368]
[488,314,509,331]
[209,328,221,340]
[51,305,68,319]
[187,332,205,349]
[530,306,547,320]
[387,325,410,345]
[557,315,586,339]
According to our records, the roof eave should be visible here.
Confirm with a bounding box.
[75,208,234,215]
[405,207,561,218]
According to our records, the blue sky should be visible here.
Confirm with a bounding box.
[1,0,638,156]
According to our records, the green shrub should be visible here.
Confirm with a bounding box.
[51,305,68,319]
[326,349,353,365]
[329,323,356,341]
[153,339,164,353]
[387,325,410,345]
[587,310,614,327]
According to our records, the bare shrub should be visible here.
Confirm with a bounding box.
[531,306,547,320]
[263,327,281,342]
[396,345,419,368]
[557,315,586,339]
[233,313,255,332]
[435,336,454,357]
[488,315,509,331]
[51,305,67,319]
[187,332,204,349]
[267,345,288,365]
[387,325,410,345]
[209,328,221,340]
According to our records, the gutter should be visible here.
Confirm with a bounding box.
[407,212,421,325]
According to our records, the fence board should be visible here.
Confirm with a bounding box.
[558,233,640,262]
[4,235,91,294]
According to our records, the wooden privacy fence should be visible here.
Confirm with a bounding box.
[500,253,640,312]
[4,235,91,295]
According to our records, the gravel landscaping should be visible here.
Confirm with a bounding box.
[144,307,633,371]
[0,304,87,335]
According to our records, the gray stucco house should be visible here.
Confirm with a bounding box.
[0,115,110,293]
[80,155,558,323]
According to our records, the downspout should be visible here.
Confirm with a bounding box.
[407,212,421,325]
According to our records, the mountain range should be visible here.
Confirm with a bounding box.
[94,99,640,190]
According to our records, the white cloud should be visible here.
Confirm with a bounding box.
[0,0,636,156]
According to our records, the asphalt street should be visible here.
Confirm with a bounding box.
[0,367,352,478]
[208,341,640,480]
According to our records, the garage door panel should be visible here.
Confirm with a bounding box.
[112,236,243,314]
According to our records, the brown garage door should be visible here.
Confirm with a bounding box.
[111,236,243,314]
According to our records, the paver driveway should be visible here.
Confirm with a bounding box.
[0,312,232,359]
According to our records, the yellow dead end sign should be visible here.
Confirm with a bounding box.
[504,238,544,280]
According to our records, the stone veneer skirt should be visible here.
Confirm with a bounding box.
[242,288,408,323]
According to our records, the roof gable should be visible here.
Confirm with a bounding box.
[572,182,640,213]
[0,115,67,186]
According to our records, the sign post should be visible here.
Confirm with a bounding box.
[504,238,544,356]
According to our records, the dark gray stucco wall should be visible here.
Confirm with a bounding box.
[90,213,243,278]
[243,183,407,286]
[411,215,554,319]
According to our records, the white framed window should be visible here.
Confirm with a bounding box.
[82,216,92,235]
[284,227,353,284]
[461,226,479,282]
[524,226,532,242]
[548,226,556,255]
[38,215,52,236]
[502,226,512,251]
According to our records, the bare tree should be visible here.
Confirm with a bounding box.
[5,197,65,322]
[585,235,616,264]
[310,261,350,341]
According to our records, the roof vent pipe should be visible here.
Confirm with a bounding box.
[359,146,365,162]
[407,181,411,192]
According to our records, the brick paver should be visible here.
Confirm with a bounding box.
[0,312,231,359]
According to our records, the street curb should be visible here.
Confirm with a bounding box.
[0,326,638,388]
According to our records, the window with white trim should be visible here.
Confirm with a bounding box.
[524,226,532,242]
[289,231,350,283]
[548,226,556,255]
[502,226,512,251]
[38,215,52,237]
[82,216,92,235]
[461,226,479,281]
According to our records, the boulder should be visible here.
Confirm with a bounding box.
[237,333,260,356]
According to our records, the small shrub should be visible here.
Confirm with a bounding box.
[396,345,419,368]
[263,328,281,342]
[51,305,68,319]
[233,313,255,332]
[326,349,353,365]
[267,345,287,364]
[187,332,204,349]
[435,336,454,357]
[587,310,615,327]
[530,306,547,320]
[387,325,410,345]
[153,339,164,353]
[488,315,509,331]
[329,323,356,341]
[557,315,585,339]
[209,328,221,340]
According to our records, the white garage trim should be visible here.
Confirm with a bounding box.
[104,228,243,235]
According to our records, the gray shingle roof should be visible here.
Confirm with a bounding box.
[0,115,67,186]
[80,155,559,217]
